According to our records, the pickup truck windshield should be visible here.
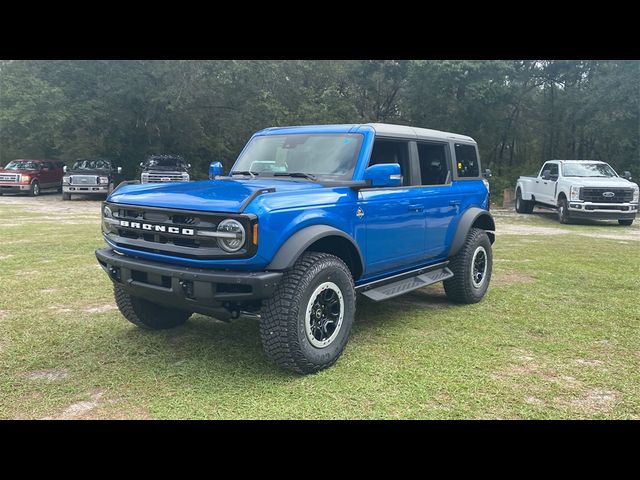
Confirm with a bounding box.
[4,161,39,171]
[72,159,111,170]
[563,162,617,177]
[233,134,363,180]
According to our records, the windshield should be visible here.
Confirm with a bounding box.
[144,157,184,168]
[232,134,363,180]
[4,161,39,171]
[72,159,111,170]
[563,162,618,177]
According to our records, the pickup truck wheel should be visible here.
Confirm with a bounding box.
[443,227,492,304]
[29,181,40,197]
[259,252,355,374]
[515,189,534,214]
[113,284,191,329]
[62,193,71,200]
[557,198,571,224]
[618,219,634,226]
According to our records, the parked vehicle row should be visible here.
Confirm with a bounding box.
[0,159,65,196]
[515,160,638,225]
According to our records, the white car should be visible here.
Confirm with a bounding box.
[515,160,638,225]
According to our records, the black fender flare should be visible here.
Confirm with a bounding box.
[267,225,365,275]
[448,207,495,257]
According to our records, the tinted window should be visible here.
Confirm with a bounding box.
[417,143,450,185]
[369,139,411,186]
[541,162,558,177]
[454,144,479,178]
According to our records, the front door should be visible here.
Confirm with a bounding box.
[538,162,559,205]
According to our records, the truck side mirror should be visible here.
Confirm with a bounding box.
[363,163,402,188]
[623,170,632,181]
[483,168,492,178]
[139,162,144,167]
[209,161,224,179]
[63,165,67,173]
[542,170,551,180]
[117,167,122,174]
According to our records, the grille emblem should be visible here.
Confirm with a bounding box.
[602,191,615,198]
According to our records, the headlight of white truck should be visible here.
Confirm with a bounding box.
[63,176,70,185]
[182,173,190,181]
[141,172,149,183]
[570,185,582,201]
[633,186,639,203]
[99,176,109,184]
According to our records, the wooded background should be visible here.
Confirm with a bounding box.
[1,60,638,198]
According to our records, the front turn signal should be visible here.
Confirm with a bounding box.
[252,223,258,245]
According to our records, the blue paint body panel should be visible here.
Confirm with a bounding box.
[104,124,490,285]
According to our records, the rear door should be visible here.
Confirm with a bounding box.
[359,138,426,275]
[40,161,56,187]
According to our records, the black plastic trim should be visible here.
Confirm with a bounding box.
[448,207,495,257]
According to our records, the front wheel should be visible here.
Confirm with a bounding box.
[259,252,356,374]
[618,219,634,226]
[443,228,493,304]
[114,284,191,329]
[29,181,40,197]
[557,197,571,224]
[62,192,71,200]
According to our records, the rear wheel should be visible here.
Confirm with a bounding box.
[444,228,493,304]
[618,219,634,226]
[114,284,191,329]
[29,181,40,197]
[515,189,534,213]
[557,197,571,224]
[62,192,71,200]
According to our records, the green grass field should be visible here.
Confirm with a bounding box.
[1,196,638,419]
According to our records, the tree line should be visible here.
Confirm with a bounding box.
[1,60,638,197]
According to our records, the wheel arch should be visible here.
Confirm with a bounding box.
[267,225,364,280]
[448,207,495,258]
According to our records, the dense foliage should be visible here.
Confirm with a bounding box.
[1,60,638,194]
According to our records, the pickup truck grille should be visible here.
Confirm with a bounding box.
[69,175,99,186]
[580,187,634,203]
[103,203,256,259]
[143,173,186,183]
[0,174,19,183]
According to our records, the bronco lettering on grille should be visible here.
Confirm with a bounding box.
[119,220,194,236]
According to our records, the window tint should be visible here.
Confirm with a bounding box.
[417,143,450,185]
[369,139,410,186]
[454,144,479,178]
[541,162,558,177]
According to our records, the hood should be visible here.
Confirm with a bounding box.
[108,177,324,213]
[0,168,34,175]
[567,176,638,188]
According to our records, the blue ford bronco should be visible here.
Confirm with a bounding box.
[96,123,495,373]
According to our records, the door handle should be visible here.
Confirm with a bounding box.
[408,204,424,212]
[449,200,461,206]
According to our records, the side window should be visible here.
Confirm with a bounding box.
[417,142,450,185]
[369,139,411,186]
[454,144,479,178]
[540,162,558,177]
[42,162,52,171]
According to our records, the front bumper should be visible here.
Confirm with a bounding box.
[96,248,282,315]
[0,184,31,192]
[64,185,109,194]
[567,202,637,220]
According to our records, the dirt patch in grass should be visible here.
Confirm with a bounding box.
[492,271,535,287]
[83,304,117,313]
[24,369,69,381]
[0,310,8,320]
[499,225,569,236]
[563,388,618,414]
[574,358,605,367]
[55,389,106,420]
[48,305,73,314]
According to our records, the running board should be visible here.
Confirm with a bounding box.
[356,262,453,302]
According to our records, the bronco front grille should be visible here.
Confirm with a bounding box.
[580,187,634,203]
[102,203,256,260]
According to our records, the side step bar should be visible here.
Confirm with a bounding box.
[356,262,454,302]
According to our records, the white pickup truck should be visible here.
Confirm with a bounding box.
[515,160,639,225]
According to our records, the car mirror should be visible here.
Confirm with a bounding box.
[483,168,492,178]
[117,167,122,174]
[363,163,402,188]
[63,165,67,173]
[623,170,632,181]
[209,161,224,179]
[139,162,144,167]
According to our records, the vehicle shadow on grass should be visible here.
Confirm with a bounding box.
[111,286,455,380]
[531,209,633,227]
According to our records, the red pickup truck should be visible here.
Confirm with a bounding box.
[0,159,65,196]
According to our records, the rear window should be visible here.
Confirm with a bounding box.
[454,144,479,178]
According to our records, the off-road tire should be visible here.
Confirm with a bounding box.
[259,252,356,374]
[443,227,492,304]
[29,181,40,197]
[62,192,71,200]
[557,197,571,224]
[515,189,534,214]
[114,284,191,329]
[618,219,634,226]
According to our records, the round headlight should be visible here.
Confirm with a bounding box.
[217,219,245,252]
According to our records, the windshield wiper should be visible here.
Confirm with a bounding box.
[273,172,317,181]
[231,171,260,177]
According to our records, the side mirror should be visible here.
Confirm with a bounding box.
[623,170,632,181]
[139,162,144,167]
[363,163,402,188]
[187,163,192,169]
[483,168,492,178]
[63,165,67,173]
[209,161,224,179]
[117,167,122,174]
[542,170,551,180]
